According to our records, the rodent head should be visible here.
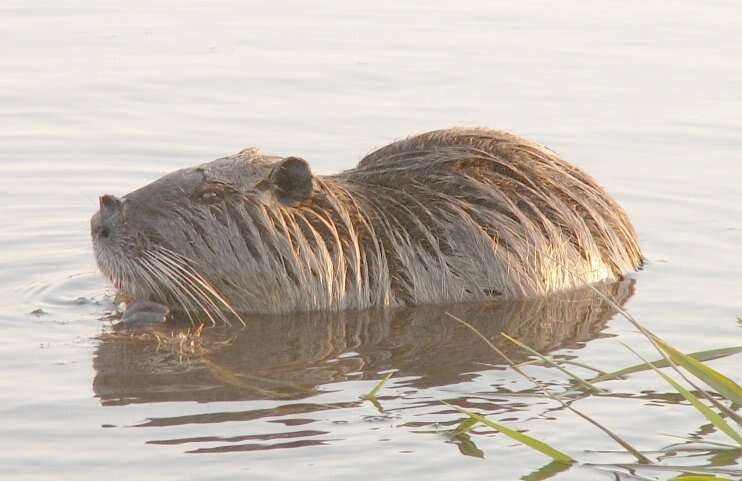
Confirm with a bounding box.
[91,148,315,322]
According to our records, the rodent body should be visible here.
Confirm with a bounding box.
[91,128,642,322]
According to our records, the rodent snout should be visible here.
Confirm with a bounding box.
[91,194,122,240]
[91,211,111,240]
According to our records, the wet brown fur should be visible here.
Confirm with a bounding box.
[92,128,643,317]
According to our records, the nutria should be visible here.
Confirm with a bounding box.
[91,128,642,324]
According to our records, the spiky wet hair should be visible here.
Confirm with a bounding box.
[92,128,642,320]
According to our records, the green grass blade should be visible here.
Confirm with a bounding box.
[668,476,735,481]
[520,460,573,481]
[707,448,742,467]
[517,359,608,377]
[591,346,742,383]
[364,372,393,401]
[455,435,485,458]
[650,335,742,406]
[368,398,384,414]
[453,417,479,436]
[501,333,601,393]
[622,343,742,446]
[448,313,648,462]
[446,313,540,385]
[659,433,739,449]
[622,320,742,424]
[443,402,575,463]
[560,402,652,464]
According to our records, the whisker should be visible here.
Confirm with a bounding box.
[153,247,246,326]
[136,256,197,325]
[150,249,237,326]
[138,255,217,326]
[143,251,226,327]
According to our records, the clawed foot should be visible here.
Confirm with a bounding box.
[114,301,171,330]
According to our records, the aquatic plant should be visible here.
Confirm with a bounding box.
[363,311,741,480]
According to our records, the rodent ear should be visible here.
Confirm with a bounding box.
[269,156,314,206]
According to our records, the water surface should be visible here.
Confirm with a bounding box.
[1,1,740,480]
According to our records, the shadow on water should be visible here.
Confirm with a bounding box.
[93,280,634,407]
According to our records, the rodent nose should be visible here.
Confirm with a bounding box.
[91,211,113,240]
[92,195,122,240]
[91,212,108,240]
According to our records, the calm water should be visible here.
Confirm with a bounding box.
[1,1,740,480]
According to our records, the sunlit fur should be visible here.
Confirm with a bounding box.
[92,128,643,319]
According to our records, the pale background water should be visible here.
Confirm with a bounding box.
[1,1,740,480]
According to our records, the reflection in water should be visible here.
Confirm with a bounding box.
[93,281,633,412]
[86,280,742,476]
[90,281,639,458]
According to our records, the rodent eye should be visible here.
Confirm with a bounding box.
[200,191,221,204]
[192,181,229,204]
